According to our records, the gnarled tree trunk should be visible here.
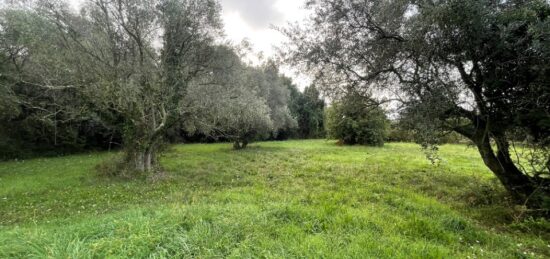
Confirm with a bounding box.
[473,134,535,203]
[125,144,157,172]
[233,139,249,150]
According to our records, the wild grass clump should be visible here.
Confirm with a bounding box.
[95,154,131,178]
[459,178,509,207]
[510,217,550,238]
[95,153,168,182]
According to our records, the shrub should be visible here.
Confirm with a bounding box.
[325,94,388,146]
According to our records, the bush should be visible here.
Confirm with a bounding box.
[325,94,388,146]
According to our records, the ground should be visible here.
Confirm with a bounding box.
[0,140,549,258]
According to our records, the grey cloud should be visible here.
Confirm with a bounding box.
[221,0,283,28]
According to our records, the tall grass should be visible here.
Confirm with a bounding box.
[0,140,548,258]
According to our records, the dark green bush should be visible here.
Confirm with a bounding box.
[325,94,388,146]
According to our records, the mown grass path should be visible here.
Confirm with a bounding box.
[0,140,549,258]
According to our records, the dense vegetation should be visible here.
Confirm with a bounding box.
[325,93,388,146]
[287,84,326,139]
[1,140,549,258]
[0,1,305,162]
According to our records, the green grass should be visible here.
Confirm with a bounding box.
[0,140,549,258]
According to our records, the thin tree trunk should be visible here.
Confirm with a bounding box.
[144,149,153,172]
[132,151,145,172]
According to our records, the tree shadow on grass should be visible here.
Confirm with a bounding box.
[220,145,288,153]
[393,169,544,232]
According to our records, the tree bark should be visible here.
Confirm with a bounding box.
[125,144,158,173]
[233,139,248,150]
[472,133,535,202]
[449,111,540,204]
[233,141,242,150]
[144,148,153,172]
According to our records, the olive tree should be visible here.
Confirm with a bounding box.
[259,61,297,138]
[1,0,222,172]
[185,81,274,149]
[183,46,273,149]
[283,0,550,206]
[184,47,295,149]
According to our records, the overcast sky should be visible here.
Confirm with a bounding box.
[67,0,311,88]
[222,0,307,56]
[222,0,311,88]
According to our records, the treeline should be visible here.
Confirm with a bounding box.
[0,0,469,166]
[0,46,327,159]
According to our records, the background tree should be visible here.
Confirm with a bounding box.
[287,83,326,139]
[325,93,388,146]
[259,61,297,139]
[283,0,550,206]
[183,48,294,149]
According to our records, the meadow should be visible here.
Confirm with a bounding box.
[0,140,549,258]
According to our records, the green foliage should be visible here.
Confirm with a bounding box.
[0,2,300,159]
[0,0,226,170]
[388,121,468,145]
[387,121,415,143]
[184,50,296,149]
[0,8,116,159]
[325,94,388,146]
[287,83,326,139]
[0,140,549,257]
[260,61,297,135]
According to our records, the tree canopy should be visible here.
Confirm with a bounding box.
[183,46,296,149]
[287,83,326,139]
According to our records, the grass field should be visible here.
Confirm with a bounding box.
[0,140,549,258]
